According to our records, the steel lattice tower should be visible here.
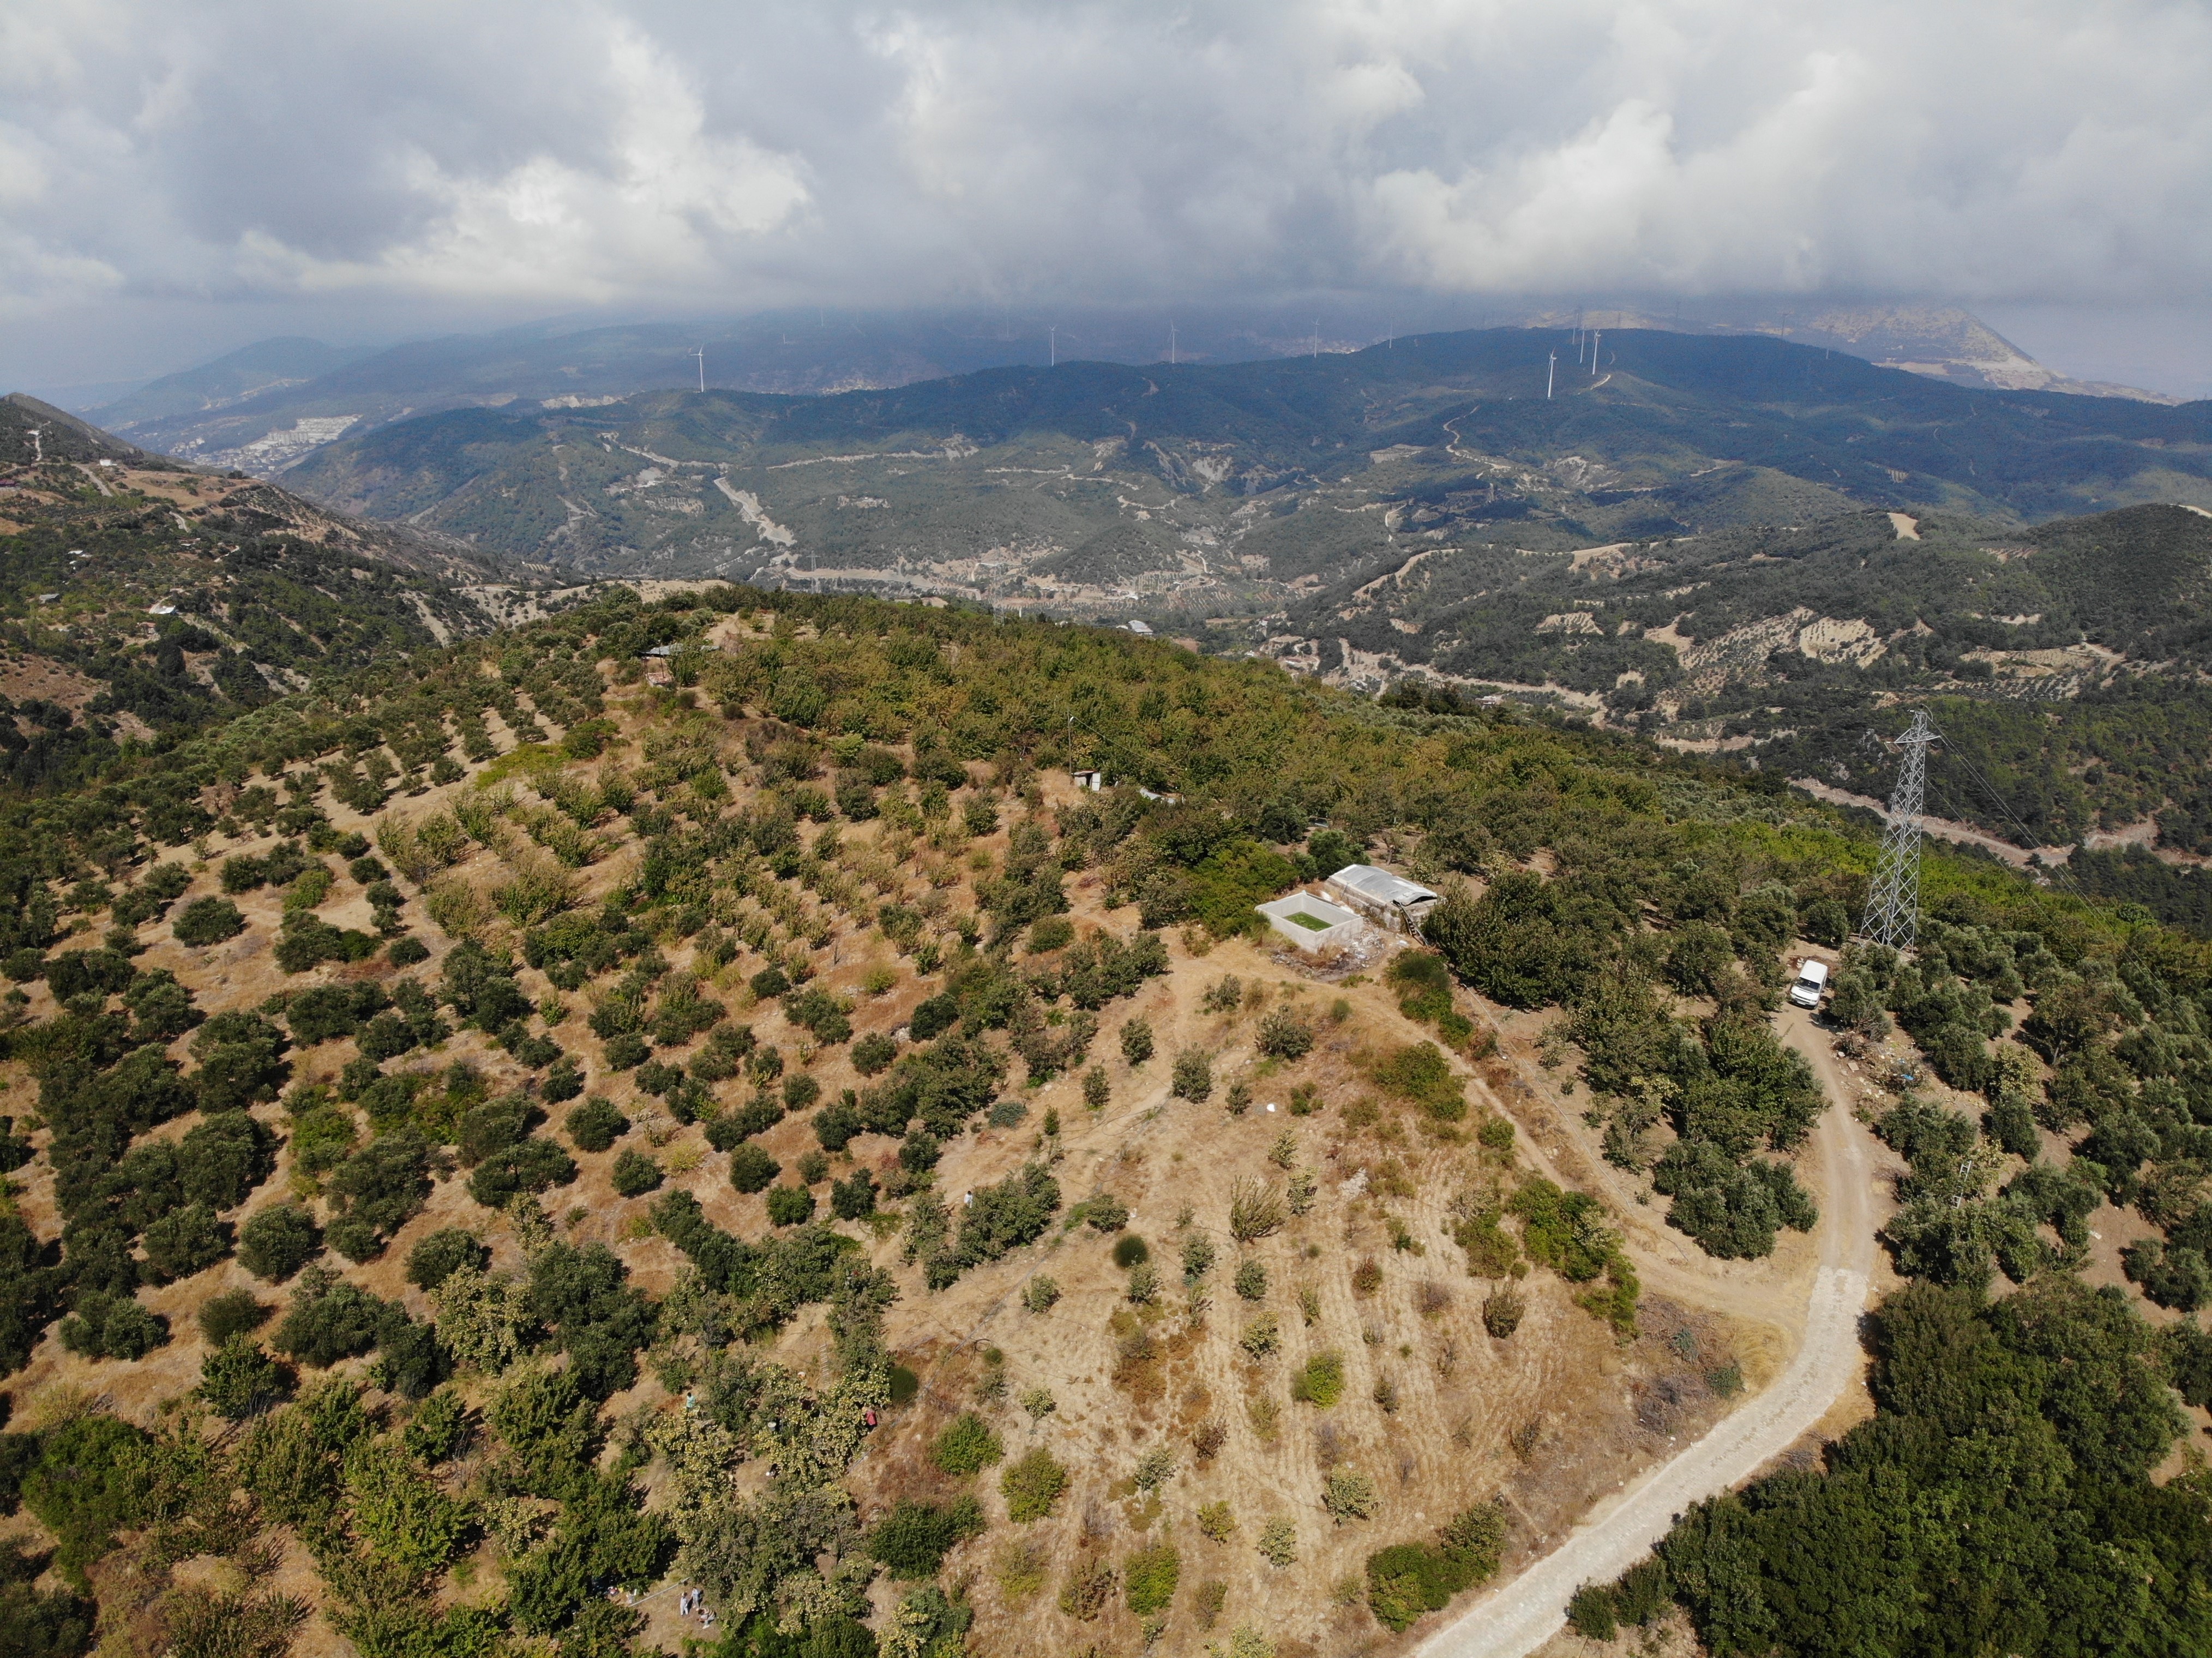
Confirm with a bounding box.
[1861,711,1938,951]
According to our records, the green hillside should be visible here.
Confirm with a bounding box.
[0,578,2206,1658]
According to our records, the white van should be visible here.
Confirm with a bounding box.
[1788,959,1831,1009]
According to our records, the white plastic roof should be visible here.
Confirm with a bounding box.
[1327,864,1439,908]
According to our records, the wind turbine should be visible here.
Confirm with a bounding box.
[1169,322,1177,365]
[693,346,705,393]
[1590,331,1601,377]
[1547,351,1556,399]
[1049,326,1057,368]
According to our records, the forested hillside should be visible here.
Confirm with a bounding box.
[0,573,2203,1658]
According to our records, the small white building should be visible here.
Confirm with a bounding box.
[1071,768,1105,792]
[1257,891,1361,952]
[1125,619,1155,636]
[1324,863,1440,933]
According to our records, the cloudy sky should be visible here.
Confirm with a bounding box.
[8,0,2212,392]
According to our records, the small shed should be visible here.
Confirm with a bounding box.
[1125,620,1155,636]
[1257,891,1361,952]
[1324,864,1440,933]
[1071,768,1105,792]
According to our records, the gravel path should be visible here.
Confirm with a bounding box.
[1416,1009,1878,1658]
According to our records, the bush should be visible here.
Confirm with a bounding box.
[20,1415,155,1585]
[466,1137,578,1208]
[611,1149,663,1198]
[1023,1275,1060,1313]
[867,1496,986,1579]
[1236,1259,1269,1301]
[1171,1049,1213,1102]
[142,1202,232,1282]
[272,1266,389,1367]
[1112,1233,1150,1269]
[852,1031,899,1076]
[1256,1008,1314,1061]
[830,1168,878,1220]
[238,1203,322,1282]
[404,1389,471,1463]
[199,1287,270,1345]
[932,1413,1005,1476]
[1125,1542,1182,1614]
[1482,1286,1526,1338]
[1121,1017,1154,1066]
[173,897,246,947]
[760,1183,813,1226]
[729,1143,780,1194]
[402,1228,489,1293]
[1001,1447,1069,1522]
[1082,1193,1130,1233]
[1567,1584,1618,1641]
[196,1336,297,1420]
[1323,1469,1379,1523]
[59,1293,170,1361]
[566,1096,627,1152]
[1291,1351,1346,1406]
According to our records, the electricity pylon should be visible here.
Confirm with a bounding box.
[1861,710,1938,951]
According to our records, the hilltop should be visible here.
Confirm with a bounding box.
[0,577,2205,1658]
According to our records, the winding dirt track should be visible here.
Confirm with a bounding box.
[1416,1009,1878,1658]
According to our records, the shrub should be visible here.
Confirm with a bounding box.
[1001,1447,1069,1521]
[611,1149,663,1198]
[196,1336,296,1421]
[20,1414,155,1585]
[831,1168,879,1220]
[465,1138,578,1209]
[1082,1192,1130,1233]
[867,1496,986,1579]
[1567,1584,1618,1641]
[765,1184,815,1226]
[1482,1287,1526,1338]
[1258,1516,1298,1566]
[1124,1542,1182,1614]
[1112,1234,1151,1269]
[1235,1259,1269,1301]
[404,1388,472,1463]
[1230,1178,1287,1244]
[238,1204,322,1282]
[406,1228,491,1291]
[932,1413,1004,1476]
[1121,1017,1154,1066]
[566,1095,627,1152]
[1023,1276,1060,1314]
[143,1202,232,1282]
[273,1268,388,1368]
[199,1287,271,1345]
[173,897,246,947]
[1291,1351,1345,1407]
[1323,1469,1379,1523]
[1199,1500,1237,1542]
[58,1294,169,1361]
[1171,1049,1214,1102]
[1256,1008,1314,1061]
[1060,1556,1116,1621]
[728,1143,779,1194]
[1240,1312,1281,1359]
[852,1031,899,1076]
[1126,1261,1161,1304]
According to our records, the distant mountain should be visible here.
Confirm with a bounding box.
[86,336,379,431]
[59,299,2167,479]
[280,326,2211,591]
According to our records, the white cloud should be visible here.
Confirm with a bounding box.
[6,0,2212,365]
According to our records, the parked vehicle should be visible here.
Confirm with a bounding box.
[1788,958,1831,1009]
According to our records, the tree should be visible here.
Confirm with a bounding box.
[238,1203,322,1282]
[1001,1448,1068,1522]
[196,1337,296,1420]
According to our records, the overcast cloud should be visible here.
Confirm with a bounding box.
[7,0,2212,386]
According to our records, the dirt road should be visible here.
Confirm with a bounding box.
[1415,1007,1877,1658]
